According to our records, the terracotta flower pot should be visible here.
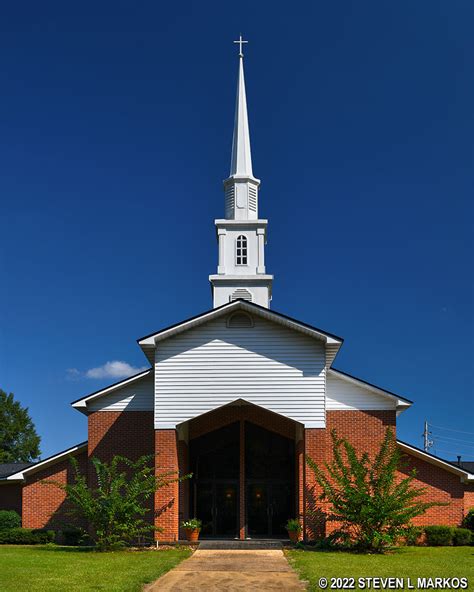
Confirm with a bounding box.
[288,530,300,543]
[185,528,201,542]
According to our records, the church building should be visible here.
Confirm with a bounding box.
[1,43,473,541]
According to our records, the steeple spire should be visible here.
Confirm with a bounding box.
[223,38,260,221]
[230,38,253,177]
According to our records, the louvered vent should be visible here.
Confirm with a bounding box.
[248,185,257,212]
[227,312,254,328]
[225,185,235,217]
[230,288,253,303]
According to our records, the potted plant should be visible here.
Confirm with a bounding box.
[285,518,302,543]
[181,518,202,542]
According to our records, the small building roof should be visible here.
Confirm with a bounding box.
[397,440,474,482]
[3,442,87,482]
[0,462,34,479]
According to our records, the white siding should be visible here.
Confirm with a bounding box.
[155,315,326,428]
[326,373,396,410]
[88,373,154,412]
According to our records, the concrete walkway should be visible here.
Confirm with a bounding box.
[145,549,306,591]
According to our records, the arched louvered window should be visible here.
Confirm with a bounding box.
[230,288,253,303]
[236,235,248,265]
[227,312,254,328]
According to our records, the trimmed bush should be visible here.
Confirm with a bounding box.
[0,527,55,545]
[453,528,472,546]
[424,526,454,546]
[61,526,84,546]
[462,508,474,532]
[0,510,21,531]
[402,525,424,546]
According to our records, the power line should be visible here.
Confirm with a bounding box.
[432,434,474,447]
[429,423,474,437]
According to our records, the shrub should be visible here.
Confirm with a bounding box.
[462,508,474,532]
[61,526,84,546]
[306,428,441,553]
[46,454,190,551]
[402,525,424,546]
[0,510,21,531]
[452,528,472,546]
[424,526,454,546]
[285,519,302,533]
[0,527,55,544]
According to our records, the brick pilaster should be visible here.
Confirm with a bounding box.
[155,429,179,541]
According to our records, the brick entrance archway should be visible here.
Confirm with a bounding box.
[154,400,303,541]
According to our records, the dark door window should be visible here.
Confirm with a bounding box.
[245,423,295,537]
[190,422,239,538]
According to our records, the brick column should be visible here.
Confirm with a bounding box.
[178,439,189,540]
[304,427,327,541]
[239,420,246,540]
[296,436,305,536]
[155,429,179,542]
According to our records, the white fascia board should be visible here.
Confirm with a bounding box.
[71,369,152,411]
[214,219,268,226]
[328,369,412,410]
[6,442,88,482]
[397,441,474,482]
[139,301,342,347]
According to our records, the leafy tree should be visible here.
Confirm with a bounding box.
[306,428,440,552]
[47,454,189,550]
[0,389,41,462]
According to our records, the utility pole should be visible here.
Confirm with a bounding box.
[423,420,433,452]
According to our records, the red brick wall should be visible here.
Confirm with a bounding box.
[304,410,396,539]
[397,451,467,527]
[0,483,23,516]
[22,450,88,529]
[88,411,154,462]
[464,487,474,516]
[155,429,180,541]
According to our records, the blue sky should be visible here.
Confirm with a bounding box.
[1,1,472,459]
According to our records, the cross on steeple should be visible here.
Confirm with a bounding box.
[234,34,248,58]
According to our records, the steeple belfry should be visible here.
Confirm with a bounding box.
[209,38,273,308]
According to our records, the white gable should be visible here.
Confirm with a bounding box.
[327,371,398,410]
[87,372,153,412]
[154,313,326,428]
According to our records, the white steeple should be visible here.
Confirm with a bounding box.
[223,35,261,221]
[209,37,273,308]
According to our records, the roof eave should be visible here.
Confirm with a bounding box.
[397,440,474,481]
[329,368,413,408]
[138,300,343,349]
[70,368,152,411]
[5,442,88,482]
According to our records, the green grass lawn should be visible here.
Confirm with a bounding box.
[287,546,474,591]
[0,545,192,592]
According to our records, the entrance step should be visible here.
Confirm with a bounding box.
[198,539,284,550]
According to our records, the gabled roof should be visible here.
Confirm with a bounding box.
[71,368,152,413]
[138,300,343,364]
[329,367,413,411]
[3,442,87,483]
[397,440,474,482]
